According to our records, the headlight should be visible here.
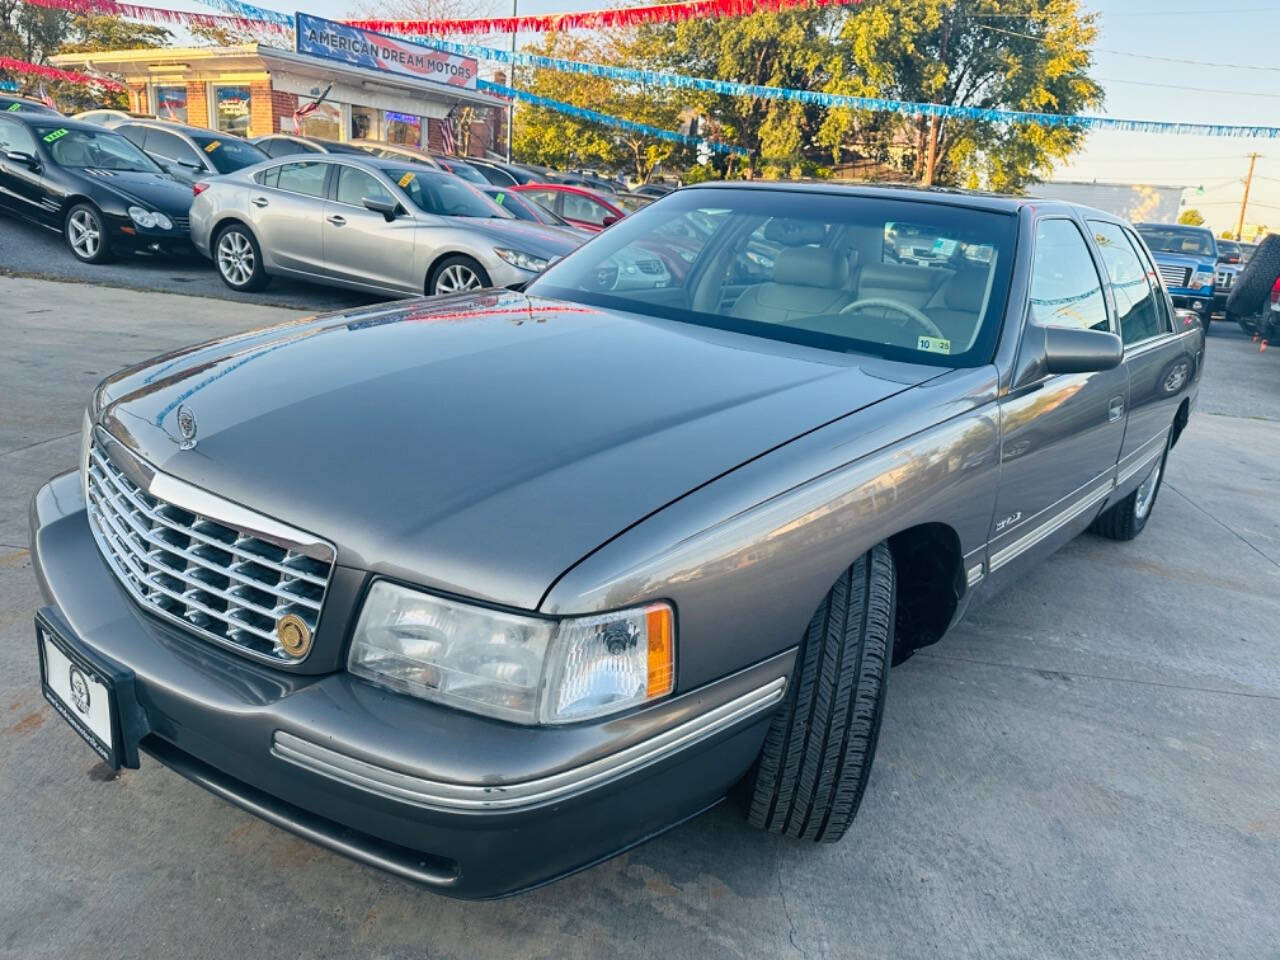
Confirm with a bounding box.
[493,247,550,272]
[1190,269,1215,289]
[348,581,675,724]
[127,206,171,230]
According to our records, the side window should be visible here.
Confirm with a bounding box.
[1125,228,1174,334]
[1028,219,1109,333]
[0,116,36,154]
[335,166,393,206]
[1089,221,1165,345]
[253,165,280,187]
[562,192,608,225]
[521,189,558,211]
[145,129,203,169]
[275,161,328,198]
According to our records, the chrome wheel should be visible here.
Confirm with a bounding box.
[68,209,101,259]
[1134,457,1162,520]
[217,230,255,287]
[435,263,482,293]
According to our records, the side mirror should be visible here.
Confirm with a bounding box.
[1042,325,1123,374]
[5,150,37,168]
[601,214,620,227]
[363,195,402,222]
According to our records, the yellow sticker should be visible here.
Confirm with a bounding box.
[203,139,222,153]
[397,172,415,188]
[917,335,952,354]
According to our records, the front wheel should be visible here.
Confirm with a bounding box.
[214,223,269,292]
[744,543,895,843]
[427,254,490,296]
[65,203,112,264]
[1090,429,1172,541]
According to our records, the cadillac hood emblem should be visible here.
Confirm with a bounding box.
[276,614,313,658]
[176,405,198,450]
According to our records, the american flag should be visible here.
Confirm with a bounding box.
[439,110,456,155]
[37,83,55,109]
[292,82,333,131]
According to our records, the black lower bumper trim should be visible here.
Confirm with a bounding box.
[140,734,461,888]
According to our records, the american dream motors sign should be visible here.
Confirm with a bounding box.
[295,13,478,91]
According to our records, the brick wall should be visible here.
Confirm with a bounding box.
[247,79,275,138]
[268,89,299,133]
[186,82,209,129]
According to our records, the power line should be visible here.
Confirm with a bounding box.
[979,24,1280,73]
[1099,77,1280,98]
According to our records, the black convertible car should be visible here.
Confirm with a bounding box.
[0,113,193,263]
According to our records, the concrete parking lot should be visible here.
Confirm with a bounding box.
[1,275,1278,959]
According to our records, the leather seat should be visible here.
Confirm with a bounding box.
[732,247,853,324]
[926,268,989,347]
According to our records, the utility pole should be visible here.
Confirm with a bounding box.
[506,0,517,161]
[1236,152,1260,240]
[922,15,950,188]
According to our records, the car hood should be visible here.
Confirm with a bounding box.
[78,168,193,215]
[98,292,936,610]
[451,217,581,259]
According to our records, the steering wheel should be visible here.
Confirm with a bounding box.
[838,298,947,341]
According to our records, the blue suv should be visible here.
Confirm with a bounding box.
[1134,222,1218,330]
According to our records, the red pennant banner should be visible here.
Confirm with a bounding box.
[0,55,127,91]
[349,0,864,37]
[20,0,291,36]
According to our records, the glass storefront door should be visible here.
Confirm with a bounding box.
[384,111,422,146]
[213,84,252,136]
[154,85,187,123]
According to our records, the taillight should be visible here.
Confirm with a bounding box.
[1270,277,1280,304]
[193,182,209,197]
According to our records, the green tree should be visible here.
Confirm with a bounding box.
[0,0,68,65]
[59,14,170,53]
[634,7,838,178]
[1178,209,1205,226]
[820,0,1103,191]
[512,31,689,180]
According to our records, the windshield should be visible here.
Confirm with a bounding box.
[437,159,489,185]
[528,188,1016,367]
[192,134,268,173]
[37,125,162,173]
[388,168,512,219]
[485,188,570,226]
[1136,225,1215,257]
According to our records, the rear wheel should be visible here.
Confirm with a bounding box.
[1090,428,1172,541]
[428,255,490,295]
[214,223,269,292]
[65,203,112,264]
[745,543,894,843]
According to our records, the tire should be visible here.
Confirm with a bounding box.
[1090,428,1172,541]
[427,254,490,296]
[1226,234,1280,316]
[64,203,112,264]
[745,543,895,843]
[213,223,269,292]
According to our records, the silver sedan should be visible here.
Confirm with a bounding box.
[189,154,583,296]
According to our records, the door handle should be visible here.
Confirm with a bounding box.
[327,214,346,226]
[250,196,268,208]
[1108,397,1125,422]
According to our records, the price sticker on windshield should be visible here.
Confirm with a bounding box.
[493,191,505,204]
[203,139,222,153]
[397,172,416,188]
[917,335,952,355]
[42,127,69,143]
[6,103,23,112]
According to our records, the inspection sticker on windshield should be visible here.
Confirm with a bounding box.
[203,139,222,153]
[42,128,68,143]
[493,192,505,204]
[6,103,22,112]
[917,335,951,354]
[397,172,416,188]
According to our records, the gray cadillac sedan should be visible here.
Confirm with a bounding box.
[189,154,580,296]
[30,183,1201,898]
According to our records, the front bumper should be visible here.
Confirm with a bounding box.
[29,470,791,898]
[105,215,192,256]
[1171,292,1214,316]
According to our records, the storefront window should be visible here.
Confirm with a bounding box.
[384,111,422,146]
[350,105,379,141]
[299,101,341,141]
[213,84,252,136]
[154,85,187,123]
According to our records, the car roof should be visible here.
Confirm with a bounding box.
[4,114,117,133]
[116,119,231,138]
[1134,221,1213,233]
[686,180,1044,214]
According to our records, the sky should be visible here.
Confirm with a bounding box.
[161,0,1280,234]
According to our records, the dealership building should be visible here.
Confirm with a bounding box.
[49,42,509,155]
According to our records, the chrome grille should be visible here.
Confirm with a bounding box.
[1158,264,1192,288]
[85,438,334,663]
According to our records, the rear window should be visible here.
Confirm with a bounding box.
[1135,225,1215,258]
[192,134,267,173]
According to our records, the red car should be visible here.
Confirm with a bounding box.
[512,183,633,233]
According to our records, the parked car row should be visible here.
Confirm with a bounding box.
[0,108,664,299]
